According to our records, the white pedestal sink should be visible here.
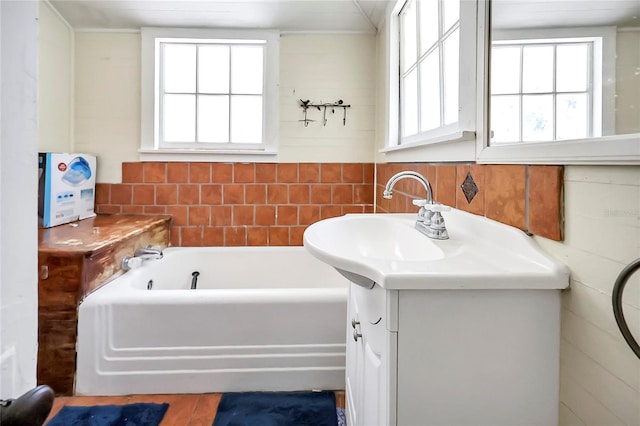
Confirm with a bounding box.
[303,210,570,426]
[304,211,568,290]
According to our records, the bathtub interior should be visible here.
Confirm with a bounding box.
[126,246,345,290]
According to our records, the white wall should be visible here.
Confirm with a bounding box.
[0,0,39,399]
[73,32,377,183]
[74,32,140,183]
[374,16,389,164]
[616,29,640,135]
[535,166,640,425]
[38,0,73,152]
[278,34,376,163]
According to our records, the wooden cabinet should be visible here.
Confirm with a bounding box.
[37,214,171,395]
[345,282,562,426]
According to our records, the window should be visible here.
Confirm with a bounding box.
[141,28,279,160]
[159,39,265,146]
[380,0,477,161]
[491,38,599,145]
[400,0,460,142]
[480,1,639,165]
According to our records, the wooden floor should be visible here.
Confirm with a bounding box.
[45,392,346,425]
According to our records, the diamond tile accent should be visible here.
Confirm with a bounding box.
[461,172,479,204]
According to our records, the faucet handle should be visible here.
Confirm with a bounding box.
[425,203,451,212]
[411,199,430,223]
[121,256,143,271]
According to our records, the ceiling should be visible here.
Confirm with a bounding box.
[492,0,640,30]
[50,0,640,33]
[50,0,393,33]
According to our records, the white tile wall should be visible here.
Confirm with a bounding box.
[536,165,640,426]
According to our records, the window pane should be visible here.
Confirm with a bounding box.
[556,93,588,140]
[557,44,588,92]
[420,49,440,131]
[163,44,196,93]
[231,46,263,95]
[164,94,195,142]
[199,45,230,94]
[401,0,417,72]
[419,0,438,55]
[522,95,554,141]
[403,69,419,136]
[491,46,520,94]
[230,96,262,143]
[198,95,229,143]
[491,95,520,143]
[443,29,459,125]
[443,0,460,33]
[522,45,553,93]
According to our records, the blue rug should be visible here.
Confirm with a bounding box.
[212,391,337,426]
[47,402,168,426]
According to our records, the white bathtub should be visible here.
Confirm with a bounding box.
[76,246,348,396]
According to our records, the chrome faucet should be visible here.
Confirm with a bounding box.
[382,171,449,240]
[121,245,163,270]
[133,246,163,260]
[383,170,434,203]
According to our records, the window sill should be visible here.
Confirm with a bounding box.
[380,130,476,153]
[138,148,278,162]
[477,133,640,165]
[379,130,477,162]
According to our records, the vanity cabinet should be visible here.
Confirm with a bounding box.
[304,211,568,425]
[345,281,561,426]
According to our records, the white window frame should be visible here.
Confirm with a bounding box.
[141,27,279,162]
[477,2,640,165]
[380,0,479,162]
[399,0,461,143]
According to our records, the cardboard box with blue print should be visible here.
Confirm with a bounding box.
[38,153,97,228]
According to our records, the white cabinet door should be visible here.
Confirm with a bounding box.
[345,284,361,426]
[360,335,386,426]
[346,282,393,426]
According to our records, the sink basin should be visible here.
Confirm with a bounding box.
[303,211,569,290]
[311,215,444,262]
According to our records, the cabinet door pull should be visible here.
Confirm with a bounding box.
[353,329,363,342]
[351,318,360,329]
[369,317,382,325]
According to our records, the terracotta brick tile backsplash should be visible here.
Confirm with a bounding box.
[97,162,375,246]
[167,162,188,183]
[528,165,564,241]
[376,163,563,241]
[484,165,527,230]
[97,161,563,245]
[143,162,166,183]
